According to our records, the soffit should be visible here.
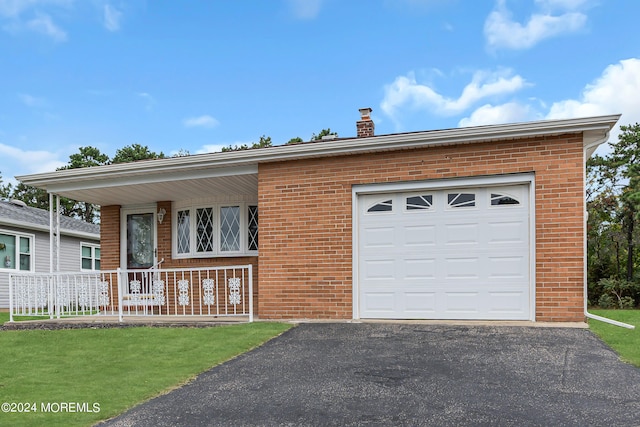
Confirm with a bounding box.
[54,173,258,206]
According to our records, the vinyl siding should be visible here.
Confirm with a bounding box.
[0,225,99,308]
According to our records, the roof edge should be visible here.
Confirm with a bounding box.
[17,114,621,188]
[0,219,99,239]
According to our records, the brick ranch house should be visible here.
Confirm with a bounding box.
[16,109,620,323]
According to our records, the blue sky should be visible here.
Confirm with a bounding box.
[1,0,639,186]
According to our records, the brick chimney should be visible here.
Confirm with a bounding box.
[356,107,374,138]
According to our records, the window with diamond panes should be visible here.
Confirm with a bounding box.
[220,206,240,252]
[248,205,258,251]
[406,195,433,210]
[196,207,214,253]
[177,209,191,254]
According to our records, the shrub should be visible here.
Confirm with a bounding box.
[597,278,638,309]
[598,293,615,309]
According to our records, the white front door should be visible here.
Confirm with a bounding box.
[357,184,531,320]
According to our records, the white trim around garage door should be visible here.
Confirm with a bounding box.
[351,173,536,321]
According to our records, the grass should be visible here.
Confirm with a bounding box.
[0,315,292,427]
[589,309,640,367]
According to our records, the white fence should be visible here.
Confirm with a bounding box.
[9,265,253,322]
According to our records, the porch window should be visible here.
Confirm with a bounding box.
[0,231,33,271]
[196,207,215,253]
[173,203,258,257]
[248,205,258,251]
[177,210,191,254]
[220,206,240,252]
[81,243,101,270]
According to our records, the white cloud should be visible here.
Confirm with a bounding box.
[183,115,220,129]
[545,58,640,146]
[0,0,72,18]
[103,3,122,32]
[484,0,587,50]
[18,93,46,107]
[381,69,527,126]
[0,1,130,40]
[457,58,640,148]
[0,0,72,41]
[0,142,65,185]
[535,0,590,11]
[286,0,322,19]
[25,12,66,41]
[137,92,155,111]
[458,102,536,127]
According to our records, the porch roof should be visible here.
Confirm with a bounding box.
[16,114,620,206]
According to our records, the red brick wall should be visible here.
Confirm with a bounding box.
[100,205,121,271]
[258,133,585,322]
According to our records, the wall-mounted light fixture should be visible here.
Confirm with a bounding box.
[157,208,166,224]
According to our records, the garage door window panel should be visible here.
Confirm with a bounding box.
[448,193,476,208]
[367,199,393,213]
[406,195,434,211]
[490,193,520,206]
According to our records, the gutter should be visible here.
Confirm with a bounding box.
[17,114,622,189]
[583,131,635,329]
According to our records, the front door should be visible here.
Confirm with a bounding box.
[121,208,157,295]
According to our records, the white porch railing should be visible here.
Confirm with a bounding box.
[8,265,253,322]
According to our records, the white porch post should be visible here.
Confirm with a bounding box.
[49,193,61,318]
[248,264,254,322]
[117,268,124,322]
[49,193,61,273]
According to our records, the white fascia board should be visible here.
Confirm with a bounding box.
[17,115,620,189]
[26,164,258,194]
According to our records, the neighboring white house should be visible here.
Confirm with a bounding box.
[0,199,100,308]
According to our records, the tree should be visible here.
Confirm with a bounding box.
[0,172,11,199]
[587,123,640,307]
[604,124,640,282]
[9,182,72,213]
[222,135,272,152]
[62,146,110,169]
[111,143,165,164]
[286,137,303,145]
[311,128,337,141]
[173,149,191,157]
[55,146,110,223]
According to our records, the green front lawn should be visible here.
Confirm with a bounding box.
[589,309,640,367]
[0,316,292,427]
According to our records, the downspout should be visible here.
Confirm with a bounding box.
[584,133,635,329]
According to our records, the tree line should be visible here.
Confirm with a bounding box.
[587,123,640,308]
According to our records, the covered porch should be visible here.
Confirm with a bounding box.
[14,152,262,322]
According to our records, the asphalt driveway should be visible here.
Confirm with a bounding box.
[100,323,640,426]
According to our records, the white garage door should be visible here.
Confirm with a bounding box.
[358,184,531,320]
